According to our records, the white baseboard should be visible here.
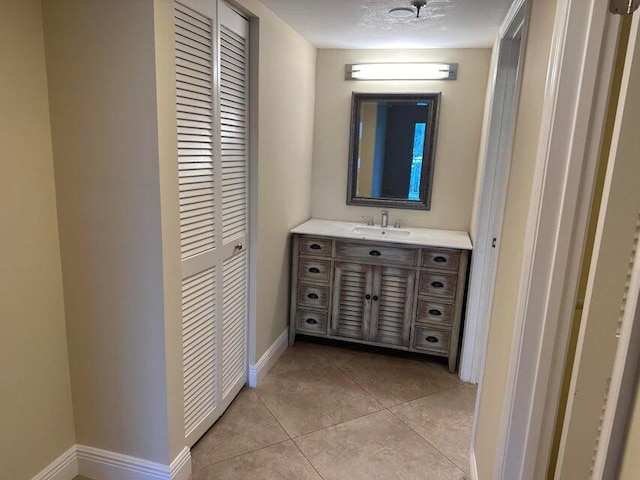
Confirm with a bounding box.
[469,449,478,480]
[248,327,288,387]
[32,445,78,480]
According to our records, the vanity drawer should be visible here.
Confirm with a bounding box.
[413,325,451,354]
[295,309,328,335]
[419,271,458,299]
[299,258,331,284]
[297,283,330,309]
[336,241,417,266]
[300,236,332,257]
[416,298,455,327]
[421,248,460,271]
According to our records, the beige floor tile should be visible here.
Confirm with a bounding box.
[268,341,334,376]
[270,340,367,377]
[191,387,289,466]
[334,352,461,407]
[294,410,466,480]
[257,363,383,437]
[391,385,476,471]
[191,440,322,480]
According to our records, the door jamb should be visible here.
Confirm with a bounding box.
[493,1,621,478]
[459,0,530,384]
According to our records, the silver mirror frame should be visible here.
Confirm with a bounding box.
[346,92,441,210]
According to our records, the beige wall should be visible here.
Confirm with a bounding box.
[153,0,185,461]
[619,368,640,479]
[473,0,558,478]
[233,0,317,360]
[43,0,172,464]
[311,48,491,231]
[0,1,76,477]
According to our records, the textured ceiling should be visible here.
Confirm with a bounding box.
[259,0,512,49]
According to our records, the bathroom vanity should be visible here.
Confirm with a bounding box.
[289,219,472,372]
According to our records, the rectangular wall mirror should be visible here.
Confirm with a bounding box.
[347,93,440,210]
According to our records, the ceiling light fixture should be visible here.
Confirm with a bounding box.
[346,62,458,81]
[411,0,427,18]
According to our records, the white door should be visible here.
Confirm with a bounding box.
[175,0,249,447]
[217,0,249,413]
[554,12,640,479]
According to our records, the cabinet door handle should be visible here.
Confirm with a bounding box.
[365,294,371,300]
[306,318,318,325]
[433,256,447,263]
[373,295,379,301]
[309,267,320,273]
[428,309,442,316]
[431,281,445,288]
[309,244,322,250]
[426,336,439,343]
[369,250,382,256]
[307,293,319,299]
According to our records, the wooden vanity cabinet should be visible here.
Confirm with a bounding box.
[289,234,469,372]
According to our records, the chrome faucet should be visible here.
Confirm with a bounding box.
[381,210,389,228]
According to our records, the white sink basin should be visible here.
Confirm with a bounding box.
[351,226,411,239]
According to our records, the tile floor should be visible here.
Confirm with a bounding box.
[190,339,477,480]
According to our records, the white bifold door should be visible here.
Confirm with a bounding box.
[175,0,250,447]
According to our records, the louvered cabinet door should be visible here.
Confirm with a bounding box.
[369,267,415,346]
[175,0,219,447]
[217,1,249,411]
[331,263,373,340]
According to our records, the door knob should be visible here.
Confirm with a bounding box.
[235,243,244,250]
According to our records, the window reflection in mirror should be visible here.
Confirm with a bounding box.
[348,93,440,210]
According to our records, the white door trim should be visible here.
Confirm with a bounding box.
[592,13,640,478]
[494,1,621,479]
[459,0,529,384]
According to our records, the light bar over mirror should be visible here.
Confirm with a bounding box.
[346,62,458,81]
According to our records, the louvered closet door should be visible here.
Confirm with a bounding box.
[175,0,220,447]
[176,0,250,447]
[331,263,373,340]
[369,267,415,346]
[217,1,249,411]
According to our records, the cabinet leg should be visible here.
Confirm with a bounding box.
[448,356,455,373]
[289,328,296,346]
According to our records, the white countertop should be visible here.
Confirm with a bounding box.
[291,219,473,250]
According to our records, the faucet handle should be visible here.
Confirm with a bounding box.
[361,216,374,226]
[393,219,408,228]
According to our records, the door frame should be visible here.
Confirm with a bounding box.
[459,0,530,384]
[484,1,623,479]
[588,13,640,478]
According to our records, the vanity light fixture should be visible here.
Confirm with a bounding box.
[346,62,458,81]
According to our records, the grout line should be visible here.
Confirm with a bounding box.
[386,384,464,409]
[254,389,293,440]
[289,408,386,440]
[291,439,326,480]
[202,438,292,467]
[387,408,468,474]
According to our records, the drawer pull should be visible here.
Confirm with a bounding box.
[373,295,379,301]
[433,256,447,263]
[431,281,445,288]
[306,318,318,325]
[309,243,322,250]
[365,294,371,300]
[369,250,382,256]
[307,293,319,299]
[426,336,439,343]
[308,267,320,273]
[428,309,442,316]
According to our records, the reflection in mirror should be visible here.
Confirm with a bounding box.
[347,93,440,210]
